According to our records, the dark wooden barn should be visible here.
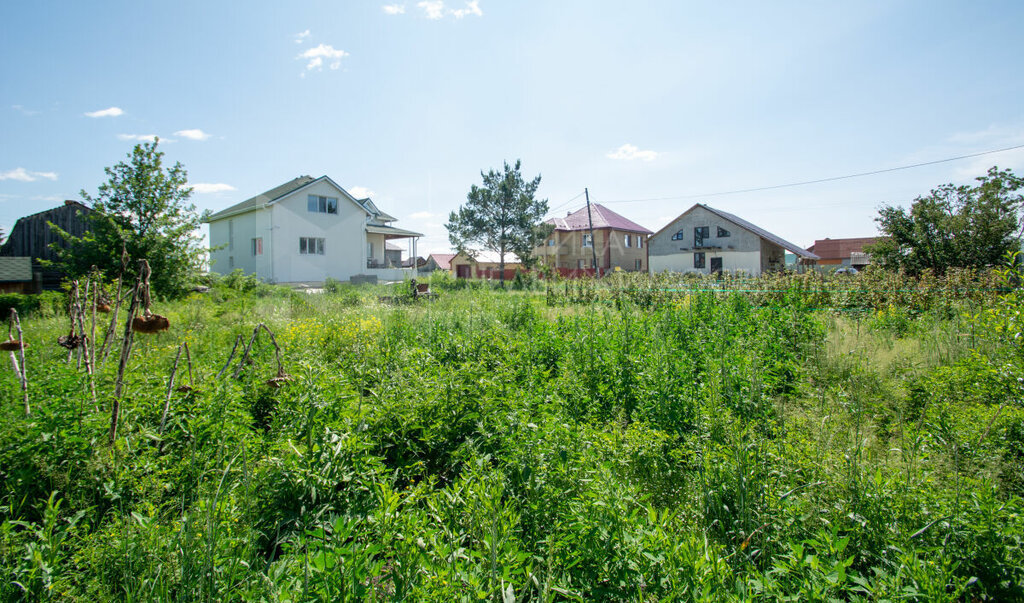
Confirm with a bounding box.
[0,200,92,292]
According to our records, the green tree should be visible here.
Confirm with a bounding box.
[55,140,207,297]
[867,166,1024,275]
[446,160,552,285]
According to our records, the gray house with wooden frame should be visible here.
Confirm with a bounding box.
[648,203,818,276]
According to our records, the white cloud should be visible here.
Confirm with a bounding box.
[348,186,375,199]
[0,167,58,182]
[294,29,311,43]
[298,44,349,71]
[416,1,482,19]
[607,143,659,162]
[382,4,406,14]
[189,182,237,194]
[418,0,445,19]
[117,133,160,142]
[12,105,39,116]
[409,211,434,220]
[451,0,482,18]
[175,128,211,141]
[85,106,124,118]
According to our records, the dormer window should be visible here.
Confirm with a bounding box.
[307,195,338,214]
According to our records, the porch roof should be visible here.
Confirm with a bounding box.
[366,224,423,239]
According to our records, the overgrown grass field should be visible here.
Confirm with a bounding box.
[1,268,1023,601]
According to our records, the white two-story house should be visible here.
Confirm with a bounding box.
[205,175,422,284]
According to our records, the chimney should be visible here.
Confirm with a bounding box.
[566,210,571,216]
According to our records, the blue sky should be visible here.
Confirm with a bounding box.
[3,0,1023,255]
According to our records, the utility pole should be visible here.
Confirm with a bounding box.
[584,188,599,277]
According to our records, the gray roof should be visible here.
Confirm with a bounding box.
[206,176,316,221]
[0,257,33,282]
[698,204,819,259]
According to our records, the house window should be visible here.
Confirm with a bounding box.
[307,195,338,214]
[547,238,555,246]
[577,259,584,269]
[717,226,731,237]
[582,233,593,248]
[671,230,685,241]
[624,234,632,248]
[693,252,705,269]
[300,237,325,255]
[637,236,643,248]
[228,219,234,251]
[635,259,642,270]
[251,237,263,256]
[367,242,373,257]
[694,226,710,247]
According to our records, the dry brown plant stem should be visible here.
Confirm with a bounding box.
[72,280,98,410]
[218,334,244,379]
[158,343,183,453]
[111,260,147,442]
[8,309,29,415]
[99,247,129,365]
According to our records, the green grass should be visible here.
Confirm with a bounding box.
[1,269,1022,601]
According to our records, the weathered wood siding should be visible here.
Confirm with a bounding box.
[0,201,92,291]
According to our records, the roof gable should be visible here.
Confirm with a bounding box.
[429,253,456,270]
[547,203,652,234]
[206,175,376,221]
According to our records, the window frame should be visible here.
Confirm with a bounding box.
[693,252,706,269]
[694,226,710,247]
[307,194,339,215]
[299,236,325,255]
[717,226,731,238]
[624,234,632,248]
[671,230,684,241]
[251,237,263,256]
[582,233,593,248]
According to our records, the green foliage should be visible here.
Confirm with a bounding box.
[55,140,207,298]
[1,267,1023,600]
[446,160,552,283]
[867,166,1024,275]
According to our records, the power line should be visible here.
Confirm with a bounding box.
[544,190,586,218]
[597,143,1024,205]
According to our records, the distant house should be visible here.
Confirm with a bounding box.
[0,257,34,294]
[204,175,423,284]
[534,204,652,277]
[0,200,92,291]
[807,237,877,269]
[649,203,818,276]
[422,253,456,274]
[450,250,524,280]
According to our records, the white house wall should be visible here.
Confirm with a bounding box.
[270,180,366,284]
[649,250,762,275]
[209,208,272,277]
